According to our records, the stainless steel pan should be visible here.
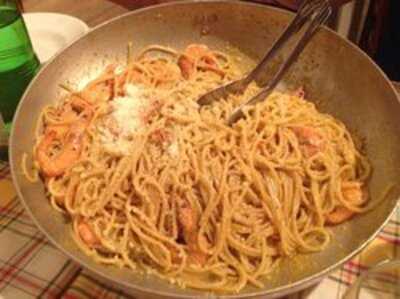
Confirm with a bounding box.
[9,1,400,298]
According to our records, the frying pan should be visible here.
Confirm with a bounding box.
[9,1,400,298]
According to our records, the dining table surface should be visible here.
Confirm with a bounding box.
[23,0,171,27]
[1,1,399,298]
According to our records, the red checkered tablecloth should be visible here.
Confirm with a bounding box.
[0,164,399,299]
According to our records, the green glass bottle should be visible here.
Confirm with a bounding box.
[0,0,40,159]
[0,0,39,129]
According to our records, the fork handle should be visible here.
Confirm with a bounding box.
[242,0,331,88]
[228,0,331,125]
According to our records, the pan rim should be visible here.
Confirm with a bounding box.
[9,1,400,298]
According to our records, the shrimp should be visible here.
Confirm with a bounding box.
[36,119,89,177]
[291,126,325,157]
[80,83,112,103]
[343,182,365,204]
[79,65,116,103]
[177,202,207,266]
[326,206,355,225]
[178,54,194,79]
[178,44,219,79]
[37,96,94,178]
[77,220,100,248]
[326,181,365,225]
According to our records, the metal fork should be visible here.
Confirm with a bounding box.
[197,0,332,125]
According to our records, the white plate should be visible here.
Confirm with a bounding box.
[23,13,89,63]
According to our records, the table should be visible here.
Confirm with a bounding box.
[2,2,400,298]
[22,0,175,27]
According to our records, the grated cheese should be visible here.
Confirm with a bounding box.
[112,84,146,135]
[98,83,181,157]
[167,140,179,157]
[99,84,149,155]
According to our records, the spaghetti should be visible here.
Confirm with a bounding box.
[24,44,371,292]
